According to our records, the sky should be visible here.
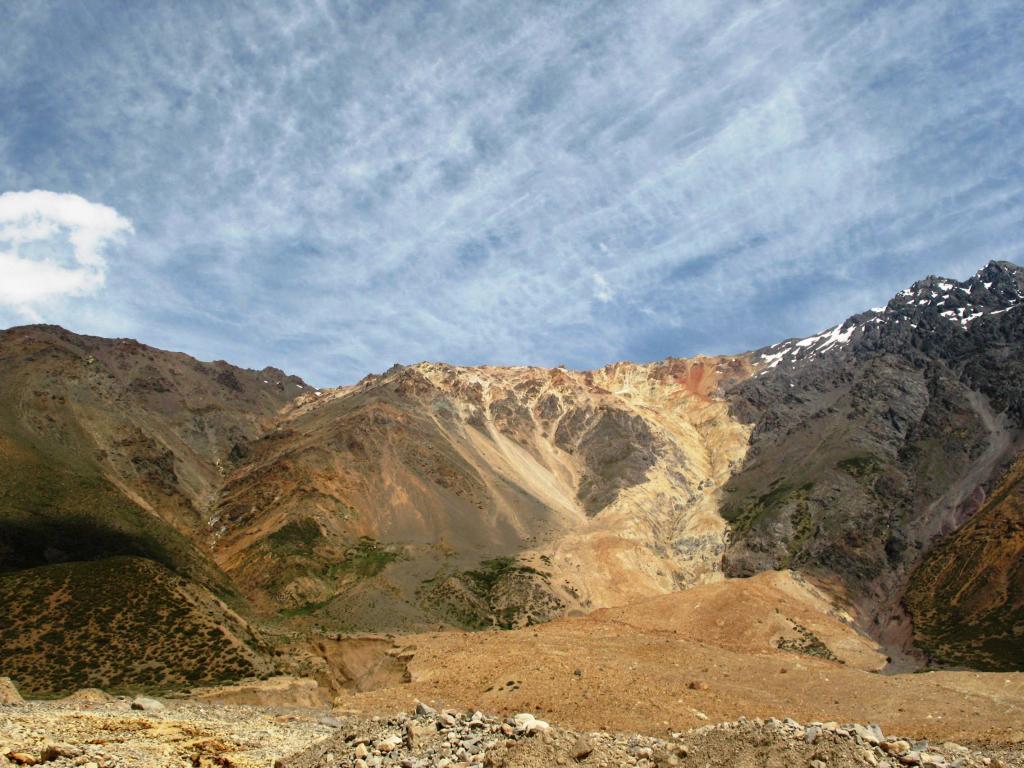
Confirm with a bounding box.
[1,1,1022,386]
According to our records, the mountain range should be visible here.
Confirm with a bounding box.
[1,260,1021,695]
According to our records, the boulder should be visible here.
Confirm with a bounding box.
[0,678,23,706]
[130,696,165,711]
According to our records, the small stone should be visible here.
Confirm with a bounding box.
[6,754,38,766]
[571,734,594,761]
[853,724,881,746]
[805,726,820,745]
[355,743,369,758]
[407,720,434,748]
[883,741,911,756]
[416,700,438,717]
[318,715,343,728]
[686,681,709,691]
[40,744,82,761]
[810,760,827,768]
[525,719,550,734]
[899,753,922,766]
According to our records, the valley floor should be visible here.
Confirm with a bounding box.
[342,624,1024,751]
[2,574,1022,767]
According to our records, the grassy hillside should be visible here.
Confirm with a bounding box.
[0,556,276,696]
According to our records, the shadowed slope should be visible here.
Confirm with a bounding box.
[904,451,1024,669]
[0,556,275,696]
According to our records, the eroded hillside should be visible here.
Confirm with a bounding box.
[211,356,756,630]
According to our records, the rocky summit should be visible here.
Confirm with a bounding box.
[1,261,1023,766]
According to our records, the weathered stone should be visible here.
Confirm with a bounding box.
[130,696,165,711]
[571,734,595,761]
[407,720,435,748]
[883,741,911,756]
[415,700,437,717]
[39,743,81,761]
[7,753,38,766]
[0,678,24,706]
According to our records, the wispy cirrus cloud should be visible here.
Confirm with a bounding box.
[0,1,1022,383]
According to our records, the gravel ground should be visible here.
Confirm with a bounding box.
[6,695,1018,768]
[0,697,334,768]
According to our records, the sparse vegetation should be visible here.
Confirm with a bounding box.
[0,556,272,696]
[331,537,400,579]
[419,557,559,630]
[267,518,323,554]
[724,480,815,540]
[837,454,881,478]
[776,621,841,663]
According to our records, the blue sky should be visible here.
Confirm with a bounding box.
[1,1,1022,385]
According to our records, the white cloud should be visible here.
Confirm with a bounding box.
[592,273,613,303]
[0,190,133,311]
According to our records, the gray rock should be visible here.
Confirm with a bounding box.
[415,700,437,717]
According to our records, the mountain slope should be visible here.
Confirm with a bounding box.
[0,324,306,585]
[903,450,1024,669]
[722,261,1024,662]
[0,261,1022,672]
[211,357,754,630]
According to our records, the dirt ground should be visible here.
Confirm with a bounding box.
[339,575,1024,747]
